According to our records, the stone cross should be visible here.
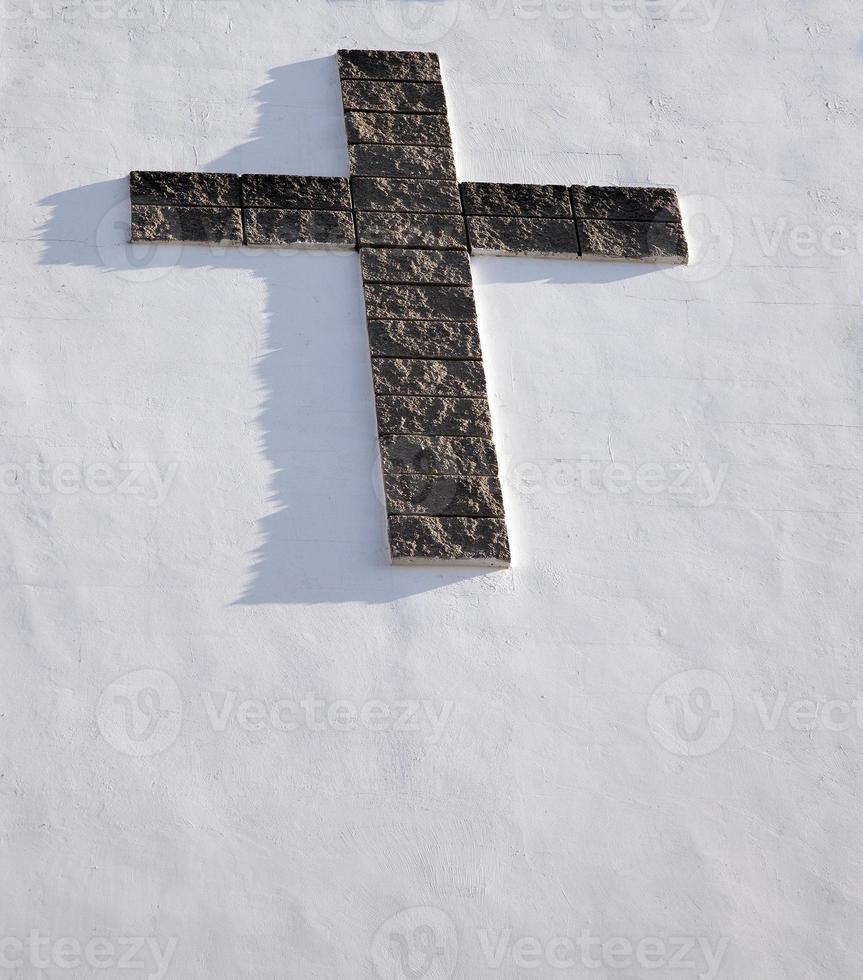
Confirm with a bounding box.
[129,48,688,567]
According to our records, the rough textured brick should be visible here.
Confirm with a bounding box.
[367,320,482,360]
[337,49,441,83]
[379,434,499,476]
[461,181,571,217]
[345,111,451,146]
[356,212,467,249]
[388,515,510,564]
[131,204,243,244]
[360,248,471,285]
[467,215,579,256]
[244,208,356,248]
[372,358,486,396]
[364,284,475,321]
[571,185,681,222]
[385,475,504,517]
[577,218,687,263]
[129,171,240,206]
[376,395,492,437]
[341,79,447,114]
[349,144,457,179]
[241,174,351,210]
[351,177,461,213]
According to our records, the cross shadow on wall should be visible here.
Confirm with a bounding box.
[37,55,651,605]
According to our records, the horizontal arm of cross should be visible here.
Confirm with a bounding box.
[129,170,687,264]
[129,48,689,567]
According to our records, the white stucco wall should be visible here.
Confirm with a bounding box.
[2,1,862,976]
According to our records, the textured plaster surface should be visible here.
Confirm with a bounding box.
[5,2,863,977]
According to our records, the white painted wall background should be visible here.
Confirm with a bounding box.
[2,0,862,976]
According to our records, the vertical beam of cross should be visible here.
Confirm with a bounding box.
[129,47,688,568]
[337,49,509,567]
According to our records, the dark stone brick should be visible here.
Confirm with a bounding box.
[364,284,475,321]
[367,320,482,360]
[467,215,579,256]
[337,49,441,83]
[361,248,471,285]
[130,204,243,244]
[129,171,240,206]
[341,79,447,114]
[388,515,510,564]
[349,143,457,179]
[571,185,681,222]
[244,208,356,248]
[379,434,499,476]
[461,181,571,217]
[241,174,351,210]
[372,358,486,396]
[356,212,467,249]
[351,177,461,213]
[385,475,504,517]
[376,395,492,437]
[577,218,687,263]
[345,111,451,146]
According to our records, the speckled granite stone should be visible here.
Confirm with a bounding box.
[130,204,243,243]
[466,215,579,256]
[356,212,467,250]
[379,434,499,476]
[349,144,457,179]
[577,218,687,263]
[243,208,356,248]
[129,171,240,206]
[240,175,351,210]
[337,49,441,83]
[364,284,475,321]
[571,185,681,222]
[385,474,504,516]
[366,320,482,360]
[360,248,472,285]
[376,395,492,437]
[372,358,486,396]
[351,177,461,213]
[461,181,571,217]
[341,79,447,114]
[388,515,510,564]
[344,111,451,146]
